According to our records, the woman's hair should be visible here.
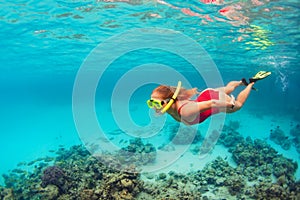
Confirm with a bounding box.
[153,84,198,100]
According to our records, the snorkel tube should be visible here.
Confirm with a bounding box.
[160,81,182,114]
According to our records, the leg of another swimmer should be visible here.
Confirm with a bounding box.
[233,82,254,111]
[223,81,243,94]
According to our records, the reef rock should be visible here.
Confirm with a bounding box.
[290,124,300,153]
[270,126,292,150]
[117,138,157,167]
[290,124,300,139]
[41,166,67,193]
[218,123,244,150]
[272,155,298,178]
[169,125,202,145]
[120,178,134,190]
[224,174,246,195]
[39,185,59,200]
[252,181,300,200]
[232,139,297,179]
[80,189,98,200]
[228,120,240,130]
[0,188,14,200]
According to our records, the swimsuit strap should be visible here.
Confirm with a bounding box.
[177,102,190,115]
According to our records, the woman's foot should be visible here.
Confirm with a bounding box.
[241,78,257,91]
[241,78,248,86]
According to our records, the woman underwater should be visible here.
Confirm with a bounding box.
[147,71,271,125]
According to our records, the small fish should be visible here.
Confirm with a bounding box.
[43,157,54,162]
[98,137,109,143]
[35,157,44,162]
[27,161,35,166]
[108,129,122,135]
[58,147,65,151]
[17,162,26,166]
[12,169,25,174]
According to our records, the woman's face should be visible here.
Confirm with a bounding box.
[150,92,167,113]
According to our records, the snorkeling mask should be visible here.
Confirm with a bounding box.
[147,81,182,114]
[147,99,166,110]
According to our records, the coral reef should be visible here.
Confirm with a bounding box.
[198,130,221,156]
[118,138,157,166]
[290,124,300,140]
[189,157,247,197]
[218,122,244,150]
[290,123,300,153]
[157,143,176,152]
[188,155,300,199]
[2,145,143,200]
[41,166,67,192]
[270,126,292,150]
[232,139,297,179]
[168,124,202,145]
[228,120,240,130]
[251,180,300,200]
[93,138,157,171]
[0,187,14,200]
[39,184,60,200]
[1,127,300,200]
[141,171,202,199]
[99,166,143,200]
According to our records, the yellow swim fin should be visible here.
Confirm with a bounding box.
[249,71,271,83]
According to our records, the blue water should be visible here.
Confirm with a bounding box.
[1,0,300,186]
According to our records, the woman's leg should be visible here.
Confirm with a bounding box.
[216,80,243,95]
[227,82,254,113]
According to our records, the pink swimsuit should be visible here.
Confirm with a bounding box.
[177,89,220,125]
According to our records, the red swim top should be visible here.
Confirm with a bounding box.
[177,89,220,125]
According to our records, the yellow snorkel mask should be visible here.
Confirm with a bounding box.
[147,81,182,114]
